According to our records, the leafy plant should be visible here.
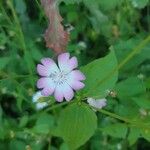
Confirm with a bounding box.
[0,0,150,149]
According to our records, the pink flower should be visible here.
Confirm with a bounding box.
[37,53,85,102]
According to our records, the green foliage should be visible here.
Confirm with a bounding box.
[102,123,128,138]
[114,37,150,72]
[131,0,149,9]
[0,57,10,69]
[98,0,121,10]
[9,139,26,150]
[115,77,146,100]
[32,113,55,134]
[128,127,140,145]
[133,97,150,109]
[81,50,118,98]
[128,126,150,146]
[14,0,26,14]
[56,103,97,149]
[19,115,28,128]
[0,0,150,149]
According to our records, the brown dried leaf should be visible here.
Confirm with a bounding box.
[41,0,69,54]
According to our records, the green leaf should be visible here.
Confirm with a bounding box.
[32,113,55,134]
[102,123,128,138]
[0,142,7,150]
[19,115,28,128]
[60,143,69,150]
[0,79,15,93]
[30,141,45,150]
[88,9,111,33]
[23,50,35,87]
[115,77,146,100]
[57,103,97,149]
[24,50,35,73]
[36,113,55,127]
[145,77,150,89]
[128,128,140,145]
[0,32,7,45]
[0,105,2,124]
[9,140,26,150]
[128,127,150,144]
[131,0,149,9]
[0,57,10,69]
[141,128,150,142]
[32,124,50,134]
[0,127,5,140]
[114,37,150,72]
[99,0,122,10]
[31,48,43,61]
[14,0,26,14]
[81,50,118,98]
[133,97,150,109]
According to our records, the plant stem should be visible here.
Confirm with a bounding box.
[99,109,130,123]
[97,108,150,130]
[45,101,71,112]
[84,101,150,129]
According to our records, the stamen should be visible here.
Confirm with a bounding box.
[49,71,68,85]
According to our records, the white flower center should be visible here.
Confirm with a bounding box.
[49,71,68,85]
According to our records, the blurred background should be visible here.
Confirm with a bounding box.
[0,0,150,149]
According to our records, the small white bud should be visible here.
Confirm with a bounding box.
[32,91,48,110]
[87,98,107,111]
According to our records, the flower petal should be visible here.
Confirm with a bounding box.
[62,83,74,101]
[66,70,85,90]
[41,58,59,72]
[58,53,78,72]
[37,64,50,76]
[68,56,78,70]
[58,53,70,68]
[41,87,54,96]
[69,70,86,81]
[69,81,85,90]
[54,83,74,102]
[37,78,56,96]
[37,78,50,88]
[58,53,74,73]
[54,86,64,102]
[37,58,59,77]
